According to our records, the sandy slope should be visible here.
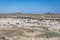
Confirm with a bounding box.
[0,18,60,40]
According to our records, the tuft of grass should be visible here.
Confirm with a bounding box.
[35,26,60,38]
[19,32,22,36]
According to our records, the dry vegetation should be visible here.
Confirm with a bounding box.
[0,13,60,40]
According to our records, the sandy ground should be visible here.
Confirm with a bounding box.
[0,18,60,30]
[0,18,60,40]
[6,36,60,40]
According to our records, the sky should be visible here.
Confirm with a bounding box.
[0,0,60,14]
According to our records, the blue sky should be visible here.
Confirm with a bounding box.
[0,0,60,14]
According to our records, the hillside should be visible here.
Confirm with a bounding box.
[0,17,60,40]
